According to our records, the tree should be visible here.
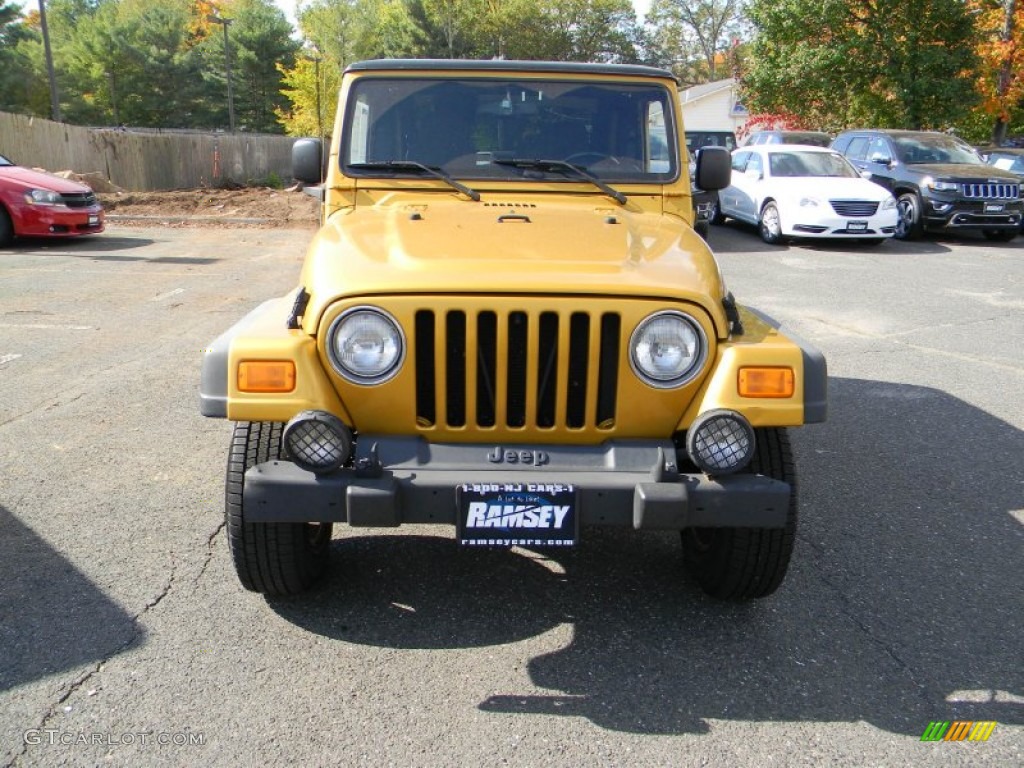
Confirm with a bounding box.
[198,0,300,133]
[969,0,1024,143]
[743,0,980,132]
[646,0,747,85]
[0,2,42,114]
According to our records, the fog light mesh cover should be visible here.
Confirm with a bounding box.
[284,411,351,473]
[686,410,755,475]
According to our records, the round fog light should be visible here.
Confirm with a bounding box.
[686,409,755,476]
[283,410,352,474]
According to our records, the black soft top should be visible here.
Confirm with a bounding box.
[345,59,677,82]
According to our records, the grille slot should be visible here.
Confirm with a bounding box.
[60,192,97,209]
[829,200,878,217]
[414,308,620,431]
[961,183,1019,200]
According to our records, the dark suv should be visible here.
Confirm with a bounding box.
[832,129,1023,240]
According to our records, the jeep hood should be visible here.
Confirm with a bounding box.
[299,198,729,334]
[907,163,1022,182]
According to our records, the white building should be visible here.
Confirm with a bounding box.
[679,78,748,134]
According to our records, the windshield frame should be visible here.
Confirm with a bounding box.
[339,75,681,186]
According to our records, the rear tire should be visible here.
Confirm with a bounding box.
[0,206,13,247]
[682,428,797,600]
[709,196,725,225]
[225,421,332,595]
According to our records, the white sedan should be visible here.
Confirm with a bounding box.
[712,145,899,244]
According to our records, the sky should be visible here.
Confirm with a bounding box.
[15,0,654,28]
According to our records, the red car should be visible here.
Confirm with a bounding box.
[0,153,105,246]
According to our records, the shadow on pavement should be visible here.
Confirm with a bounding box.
[0,506,142,691]
[10,235,154,253]
[268,377,1023,737]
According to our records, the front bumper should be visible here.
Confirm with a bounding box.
[785,210,898,238]
[923,199,1022,230]
[14,204,105,237]
[242,437,790,530]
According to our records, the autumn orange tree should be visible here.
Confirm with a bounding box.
[969,0,1024,144]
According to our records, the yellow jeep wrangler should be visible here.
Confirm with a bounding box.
[200,60,826,600]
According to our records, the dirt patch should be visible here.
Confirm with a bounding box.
[98,187,320,228]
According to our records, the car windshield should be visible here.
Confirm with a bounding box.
[989,152,1024,174]
[768,151,859,178]
[686,131,736,152]
[778,133,830,147]
[894,136,983,165]
[342,76,678,182]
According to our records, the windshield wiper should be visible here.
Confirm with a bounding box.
[493,158,627,205]
[348,161,480,201]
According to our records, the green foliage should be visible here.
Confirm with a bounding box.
[0,2,42,114]
[646,0,747,85]
[742,0,980,132]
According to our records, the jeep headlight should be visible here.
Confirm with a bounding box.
[924,177,957,192]
[629,311,706,388]
[327,307,404,384]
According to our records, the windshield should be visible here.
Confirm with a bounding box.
[686,131,736,152]
[894,136,983,165]
[342,77,678,183]
[988,152,1024,174]
[768,151,859,178]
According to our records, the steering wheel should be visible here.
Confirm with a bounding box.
[564,152,615,168]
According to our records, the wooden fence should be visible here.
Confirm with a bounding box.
[0,111,297,191]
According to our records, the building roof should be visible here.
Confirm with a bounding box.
[680,78,737,103]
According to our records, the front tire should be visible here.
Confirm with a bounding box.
[709,196,725,225]
[0,206,13,247]
[758,202,784,244]
[682,428,797,600]
[895,193,923,240]
[225,421,332,595]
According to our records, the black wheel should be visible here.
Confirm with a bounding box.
[695,217,710,241]
[758,201,784,244]
[682,428,797,600]
[709,195,725,225]
[894,192,923,240]
[225,421,332,595]
[0,206,13,247]
[982,229,1016,242]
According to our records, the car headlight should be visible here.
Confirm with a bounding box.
[629,311,706,388]
[327,307,404,384]
[25,189,63,206]
[924,177,957,192]
[881,195,897,210]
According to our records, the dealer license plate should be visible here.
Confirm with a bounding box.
[985,203,1005,213]
[88,214,99,225]
[457,483,577,547]
[847,221,868,232]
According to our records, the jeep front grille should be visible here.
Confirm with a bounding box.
[960,183,1019,200]
[414,309,620,430]
[829,200,879,217]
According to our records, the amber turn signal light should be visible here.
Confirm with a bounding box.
[238,361,296,393]
[738,367,794,398]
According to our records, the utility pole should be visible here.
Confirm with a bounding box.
[207,14,236,132]
[38,0,61,122]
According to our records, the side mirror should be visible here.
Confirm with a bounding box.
[293,138,325,184]
[868,152,892,166]
[694,146,731,191]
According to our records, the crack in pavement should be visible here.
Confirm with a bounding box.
[10,558,179,767]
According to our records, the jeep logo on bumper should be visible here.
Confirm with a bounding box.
[487,446,550,466]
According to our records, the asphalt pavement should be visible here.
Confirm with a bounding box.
[1,222,1021,766]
